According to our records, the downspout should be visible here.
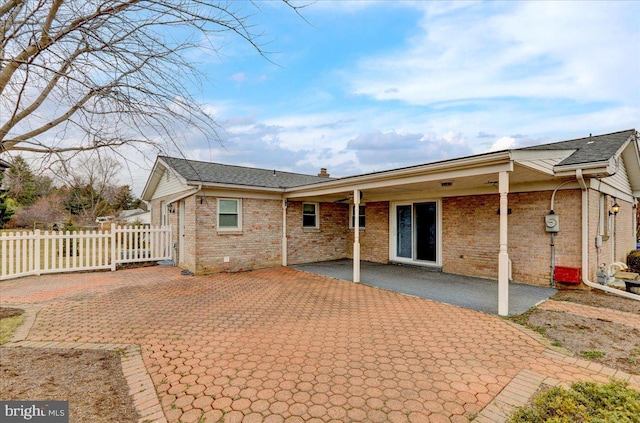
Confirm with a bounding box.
[548,180,574,287]
[282,199,287,267]
[576,170,640,300]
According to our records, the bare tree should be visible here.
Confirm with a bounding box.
[0,0,303,157]
[55,152,121,223]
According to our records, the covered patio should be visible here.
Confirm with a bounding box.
[292,259,557,315]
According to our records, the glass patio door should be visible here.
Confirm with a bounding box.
[394,202,438,263]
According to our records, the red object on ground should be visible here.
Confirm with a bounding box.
[554,266,582,284]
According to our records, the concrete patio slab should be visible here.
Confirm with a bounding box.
[292,260,557,316]
[1,266,634,423]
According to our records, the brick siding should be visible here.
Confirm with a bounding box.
[194,197,282,274]
[443,190,582,286]
[286,201,348,265]
[152,187,634,287]
[346,201,390,263]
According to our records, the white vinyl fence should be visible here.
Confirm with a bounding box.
[1,224,172,280]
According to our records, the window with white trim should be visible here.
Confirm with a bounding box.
[350,205,365,228]
[303,202,319,228]
[218,198,242,231]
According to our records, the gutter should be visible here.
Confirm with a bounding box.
[167,184,202,205]
[576,169,640,300]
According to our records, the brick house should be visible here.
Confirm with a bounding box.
[142,129,640,312]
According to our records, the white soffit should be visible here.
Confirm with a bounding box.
[510,149,575,175]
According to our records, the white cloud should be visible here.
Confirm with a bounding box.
[346,2,639,107]
[230,72,246,82]
[489,136,516,152]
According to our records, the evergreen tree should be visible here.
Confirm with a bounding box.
[4,156,37,206]
[0,172,14,228]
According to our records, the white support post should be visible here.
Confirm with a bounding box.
[34,230,41,276]
[282,200,288,266]
[353,189,361,283]
[498,171,510,316]
[110,223,117,271]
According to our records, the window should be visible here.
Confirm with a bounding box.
[303,203,318,228]
[218,198,241,231]
[350,205,366,228]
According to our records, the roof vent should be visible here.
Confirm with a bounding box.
[440,181,453,187]
[318,168,330,177]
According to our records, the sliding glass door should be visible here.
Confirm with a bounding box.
[392,201,439,265]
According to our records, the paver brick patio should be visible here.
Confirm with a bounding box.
[1,266,638,422]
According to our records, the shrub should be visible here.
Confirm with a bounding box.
[508,379,640,423]
[628,250,640,273]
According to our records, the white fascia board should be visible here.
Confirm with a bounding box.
[621,136,640,191]
[284,153,513,199]
[142,157,191,201]
[589,179,635,203]
[141,158,165,201]
[553,160,612,177]
[510,149,576,162]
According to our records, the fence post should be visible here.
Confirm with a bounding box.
[34,230,41,276]
[110,223,117,271]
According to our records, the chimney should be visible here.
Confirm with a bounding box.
[318,168,330,177]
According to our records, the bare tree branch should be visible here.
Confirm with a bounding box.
[0,0,304,158]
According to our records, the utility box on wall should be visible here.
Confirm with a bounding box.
[545,214,560,232]
[554,266,581,284]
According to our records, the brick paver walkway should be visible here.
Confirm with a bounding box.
[1,267,638,423]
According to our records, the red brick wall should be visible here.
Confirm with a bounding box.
[442,190,582,286]
[286,201,348,264]
[194,197,283,274]
[346,201,389,263]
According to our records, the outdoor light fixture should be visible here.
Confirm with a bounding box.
[167,203,175,213]
[609,199,620,216]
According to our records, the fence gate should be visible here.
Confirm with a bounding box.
[1,224,172,281]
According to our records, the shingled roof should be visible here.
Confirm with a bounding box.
[519,129,636,166]
[159,156,331,189]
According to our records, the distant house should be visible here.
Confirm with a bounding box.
[142,129,639,311]
[96,209,151,228]
[119,208,151,225]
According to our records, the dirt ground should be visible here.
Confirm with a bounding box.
[520,289,640,375]
[0,309,139,423]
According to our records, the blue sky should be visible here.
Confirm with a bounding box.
[139,1,639,193]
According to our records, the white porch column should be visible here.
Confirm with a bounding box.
[353,189,361,283]
[282,200,288,266]
[498,171,510,316]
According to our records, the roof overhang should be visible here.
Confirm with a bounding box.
[284,151,513,199]
[619,134,640,196]
[141,157,188,201]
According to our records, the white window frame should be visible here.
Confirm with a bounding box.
[302,202,319,228]
[389,200,442,267]
[349,204,366,229]
[217,198,242,231]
